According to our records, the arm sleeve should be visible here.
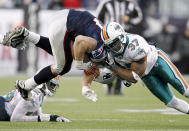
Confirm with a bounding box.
[10,100,38,122]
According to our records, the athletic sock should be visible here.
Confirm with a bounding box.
[34,65,56,85]
[27,31,40,44]
[24,77,38,90]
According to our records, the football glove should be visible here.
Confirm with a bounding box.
[38,114,71,122]
[75,61,93,70]
[82,86,97,102]
[50,115,71,122]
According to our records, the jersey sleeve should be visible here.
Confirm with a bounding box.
[10,100,38,121]
[127,35,148,61]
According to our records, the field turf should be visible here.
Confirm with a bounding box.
[0,76,189,131]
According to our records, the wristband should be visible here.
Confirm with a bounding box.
[75,60,92,70]
[82,86,89,90]
[132,71,140,81]
[75,60,83,69]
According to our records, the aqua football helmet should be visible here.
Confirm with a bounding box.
[101,22,127,56]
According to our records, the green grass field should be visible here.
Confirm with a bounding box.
[0,76,189,131]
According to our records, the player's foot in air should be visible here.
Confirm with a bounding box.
[1,26,29,50]
[15,80,31,100]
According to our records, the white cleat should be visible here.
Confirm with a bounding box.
[1,26,29,50]
[15,80,31,101]
[62,117,72,122]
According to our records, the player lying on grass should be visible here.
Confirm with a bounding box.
[84,22,189,115]
[0,76,71,122]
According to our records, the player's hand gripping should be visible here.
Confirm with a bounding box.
[82,86,97,102]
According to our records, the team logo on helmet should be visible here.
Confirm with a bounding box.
[101,22,126,56]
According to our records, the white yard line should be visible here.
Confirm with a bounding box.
[117,108,184,115]
[1,129,189,131]
[46,98,78,102]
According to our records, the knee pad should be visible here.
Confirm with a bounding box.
[51,64,64,75]
[184,88,189,98]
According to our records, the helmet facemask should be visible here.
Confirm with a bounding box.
[105,34,125,56]
[42,78,59,96]
[101,22,126,57]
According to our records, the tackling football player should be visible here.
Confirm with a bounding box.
[99,22,189,114]
[1,9,106,102]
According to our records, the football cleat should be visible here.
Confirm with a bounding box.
[15,80,31,100]
[1,26,29,50]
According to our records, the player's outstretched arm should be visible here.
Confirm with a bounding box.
[10,100,39,122]
[114,56,147,83]
[73,35,97,70]
[11,100,71,122]
[81,68,99,102]
[38,114,71,122]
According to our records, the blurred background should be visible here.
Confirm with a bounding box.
[0,0,189,77]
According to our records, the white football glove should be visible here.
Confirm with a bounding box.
[75,60,93,70]
[82,86,97,102]
[50,115,71,122]
[38,114,50,122]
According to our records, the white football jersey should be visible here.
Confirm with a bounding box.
[4,88,45,118]
[115,34,158,75]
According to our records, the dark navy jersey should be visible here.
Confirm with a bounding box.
[66,9,106,62]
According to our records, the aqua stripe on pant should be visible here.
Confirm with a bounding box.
[142,49,187,104]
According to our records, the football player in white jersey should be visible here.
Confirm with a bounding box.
[0,77,71,122]
[83,22,189,115]
[99,22,189,114]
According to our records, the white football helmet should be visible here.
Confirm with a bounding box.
[94,67,117,84]
[101,22,127,56]
[43,76,59,96]
[35,69,59,96]
[35,76,59,96]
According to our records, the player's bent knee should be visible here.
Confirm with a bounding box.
[51,65,64,75]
